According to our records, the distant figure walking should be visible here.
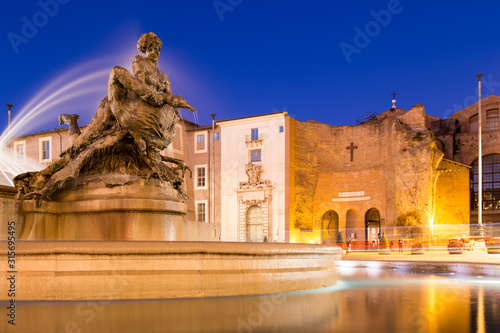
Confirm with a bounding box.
[398,238,403,253]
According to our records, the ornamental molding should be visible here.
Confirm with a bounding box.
[239,197,269,206]
[238,162,273,190]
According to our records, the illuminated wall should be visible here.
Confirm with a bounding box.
[288,105,444,244]
[433,159,470,243]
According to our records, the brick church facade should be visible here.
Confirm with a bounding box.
[288,104,469,245]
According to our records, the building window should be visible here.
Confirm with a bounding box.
[197,167,206,187]
[251,150,261,162]
[195,131,208,153]
[42,141,50,160]
[251,128,259,141]
[14,142,25,162]
[194,164,207,189]
[197,203,206,222]
[470,154,500,210]
[486,109,499,131]
[469,114,478,132]
[214,132,220,141]
[42,141,50,159]
[279,126,284,133]
[39,137,52,162]
[17,144,24,161]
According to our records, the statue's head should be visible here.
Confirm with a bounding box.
[137,32,163,56]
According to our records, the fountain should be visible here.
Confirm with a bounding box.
[1,33,499,332]
[0,32,341,301]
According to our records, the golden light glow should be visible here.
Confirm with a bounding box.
[477,286,485,333]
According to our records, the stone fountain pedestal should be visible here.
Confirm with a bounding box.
[20,175,186,241]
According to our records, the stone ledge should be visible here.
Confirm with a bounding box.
[22,198,187,214]
[3,240,341,255]
[0,241,342,300]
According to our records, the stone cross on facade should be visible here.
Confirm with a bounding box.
[346,142,358,162]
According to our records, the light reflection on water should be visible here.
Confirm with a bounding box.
[2,268,500,333]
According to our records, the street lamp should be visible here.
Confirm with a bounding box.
[475,73,485,237]
[6,104,13,128]
[210,113,216,225]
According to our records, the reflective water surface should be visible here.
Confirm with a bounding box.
[3,267,500,333]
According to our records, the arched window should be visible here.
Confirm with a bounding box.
[470,154,500,210]
[469,114,478,132]
[486,109,499,131]
[321,210,339,243]
[246,206,263,242]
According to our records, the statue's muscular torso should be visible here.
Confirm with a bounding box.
[132,55,172,95]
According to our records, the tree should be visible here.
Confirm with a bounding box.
[397,211,424,239]
[336,231,345,248]
[379,232,389,249]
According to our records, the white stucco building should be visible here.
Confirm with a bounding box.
[217,112,288,242]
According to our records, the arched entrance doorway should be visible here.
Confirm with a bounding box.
[346,209,357,240]
[322,210,339,243]
[246,205,263,242]
[365,208,381,245]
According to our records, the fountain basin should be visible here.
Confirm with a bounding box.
[0,241,341,300]
[20,177,186,241]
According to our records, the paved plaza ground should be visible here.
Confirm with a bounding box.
[342,249,500,265]
[338,249,500,278]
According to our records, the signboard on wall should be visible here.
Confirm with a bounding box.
[338,191,365,197]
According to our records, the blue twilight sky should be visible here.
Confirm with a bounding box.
[1,0,500,136]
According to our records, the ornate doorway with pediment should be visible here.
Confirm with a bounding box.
[237,162,274,242]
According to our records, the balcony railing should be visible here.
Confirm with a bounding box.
[245,133,263,147]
